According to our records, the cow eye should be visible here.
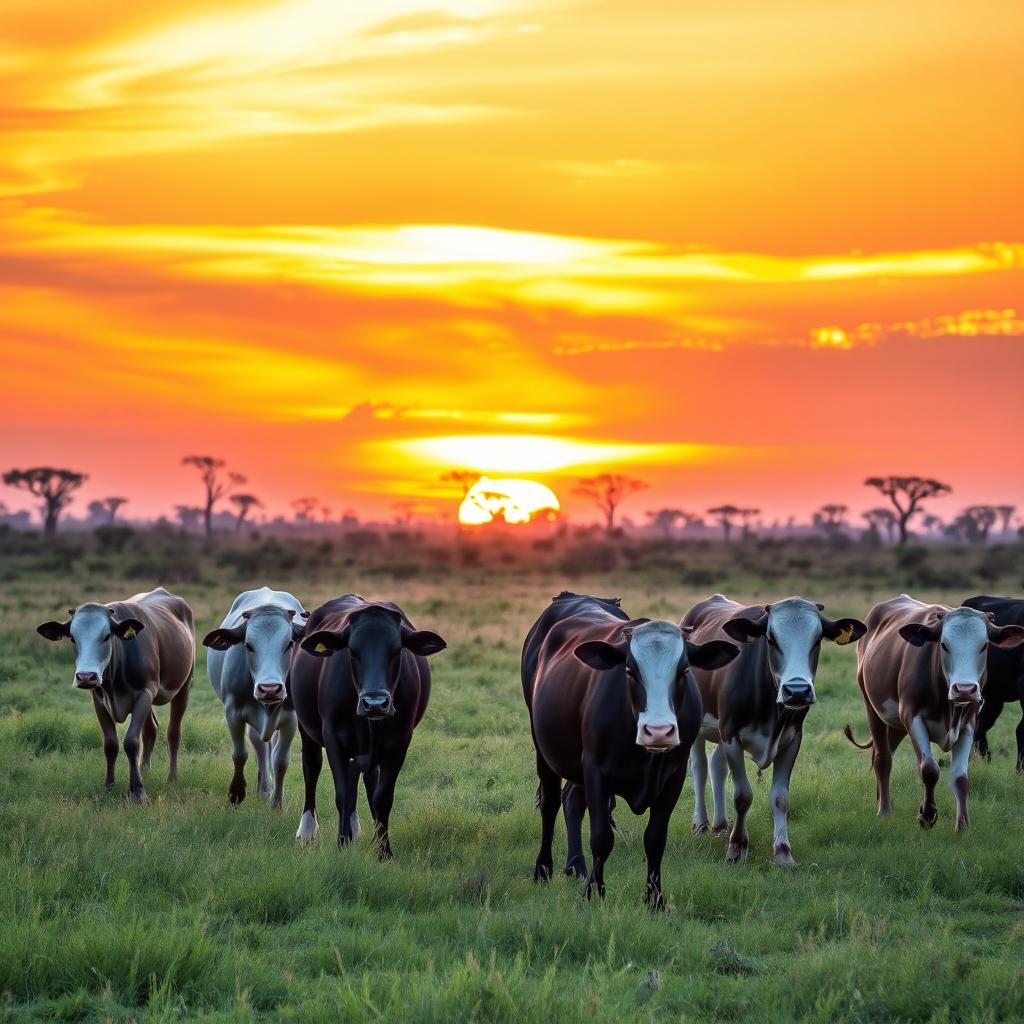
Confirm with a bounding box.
[766,635,779,650]
[101,633,111,643]
[940,642,950,653]
[245,642,254,653]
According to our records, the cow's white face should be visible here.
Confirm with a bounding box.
[765,599,823,708]
[242,610,296,706]
[629,621,685,751]
[69,607,114,687]
[938,609,989,704]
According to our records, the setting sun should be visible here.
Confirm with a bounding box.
[457,478,560,526]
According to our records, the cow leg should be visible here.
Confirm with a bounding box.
[722,740,752,863]
[561,782,587,877]
[770,734,802,866]
[583,763,614,900]
[92,693,119,789]
[533,753,562,882]
[709,743,730,835]
[124,691,154,804]
[166,679,190,784]
[141,711,158,770]
[950,722,974,831]
[1016,705,1024,772]
[909,715,939,828]
[248,727,272,797]
[295,724,321,842]
[644,769,685,910]
[367,749,408,861]
[323,732,359,847]
[690,741,710,834]
[225,707,248,805]
[974,696,1002,761]
[270,715,296,810]
[865,706,898,817]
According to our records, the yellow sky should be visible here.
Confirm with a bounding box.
[1,0,1022,523]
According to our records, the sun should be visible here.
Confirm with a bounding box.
[458,478,561,527]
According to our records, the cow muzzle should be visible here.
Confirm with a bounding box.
[637,722,680,752]
[778,681,816,709]
[74,671,100,689]
[357,690,395,719]
[948,682,982,705]
[254,681,287,707]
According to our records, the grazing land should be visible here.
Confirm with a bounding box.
[1,530,1023,1022]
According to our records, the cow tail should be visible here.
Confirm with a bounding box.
[842,724,873,750]
[535,783,541,809]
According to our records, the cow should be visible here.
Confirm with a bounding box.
[36,587,195,803]
[523,591,739,909]
[202,587,308,808]
[962,595,1024,770]
[682,594,866,866]
[290,594,446,857]
[846,594,1024,831]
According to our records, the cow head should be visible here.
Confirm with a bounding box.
[36,603,145,689]
[899,606,1024,705]
[203,605,308,707]
[301,607,446,720]
[575,620,739,752]
[722,598,867,710]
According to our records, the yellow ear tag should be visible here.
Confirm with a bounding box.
[835,625,855,646]
[315,642,327,653]
[123,626,137,639]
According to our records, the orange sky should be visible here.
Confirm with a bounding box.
[1,0,1022,527]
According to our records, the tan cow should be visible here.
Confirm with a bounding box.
[847,594,1024,830]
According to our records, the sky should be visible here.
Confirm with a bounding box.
[1,0,1022,527]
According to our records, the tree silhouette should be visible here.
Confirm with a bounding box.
[708,505,740,541]
[996,505,1016,535]
[230,494,263,531]
[182,456,245,536]
[392,501,417,526]
[957,505,998,544]
[2,467,87,536]
[739,508,761,538]
[863,507,897,543]
[100,497,128,523]
[175,505,203,531]
[291,497,319,523]
[921,514,944,537]
[864,476,951,545]
[813,504,848,537]
[646,508,694,539]
[575,474,648,535]
[440,470,480,499]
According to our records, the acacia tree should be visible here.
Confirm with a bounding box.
[813,504,848,537]
[182,456,245,537]
[646,508,695,539]
[864,476,951,545]
[996,505,1016,535]
[291,497,319,523]
[2,467,87,536]
[921,514,944,537]
[708,505,740,541]
[101,497,128,523]
[574,474,648,535]
[739,507,761,538]
[440,470,480,499]
[959,505,998,544]
[175,505,202,531]
[863,507,897,543]
[230,494,263,531]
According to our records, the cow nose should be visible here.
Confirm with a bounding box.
[779,682,816,707]
[357,691,394,718]
[639,723,679,750]
[949,682,981,704]
[255,681,286,704]
[74,671,99,688]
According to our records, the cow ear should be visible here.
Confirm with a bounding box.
[815,603,825,611]
[37,620,71,641]
[898,622,940,647]
[687,639,740,671]
[722,611,768,643]
[301,628,348,657]
[822,616,867,646]
[990,624,1024,649]
[112,618,145,640]
[574,640,627,670]
[202,626,244,650]
[403,629,447,657]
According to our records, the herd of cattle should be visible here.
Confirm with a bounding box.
[35,586,1024,909]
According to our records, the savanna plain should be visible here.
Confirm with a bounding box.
[2,529,1023,1023]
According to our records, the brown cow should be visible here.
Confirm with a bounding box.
[37,587,195,803]
[847,594,1024,830]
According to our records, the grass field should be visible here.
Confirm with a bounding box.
[2,539,1024,1022]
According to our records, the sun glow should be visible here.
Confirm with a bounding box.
[458,478,560,526]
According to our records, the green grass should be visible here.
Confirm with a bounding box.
[2,561,1024,1022]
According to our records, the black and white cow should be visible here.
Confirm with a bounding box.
[202,587,308,808]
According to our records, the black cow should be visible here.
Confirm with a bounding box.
[522,592,738,909]
[36,587,195,803]
[963,595,1024,770]
[290,594,446,856]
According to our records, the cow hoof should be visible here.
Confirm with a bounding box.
[585,881,605,902]
[563,857,587,878]
[726,843,749,864]
[534,862,553,883]
[645,886,666,911]
[271,799,283,811]
[228,786,245,806]
[773,845,797,867]
[692,821,710,836]
[295,811,319,843]
[918,807,937,829]
[130,789,148,806]
[711,821,732,839]
[955,816,969,832]
[378,845,395,862]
